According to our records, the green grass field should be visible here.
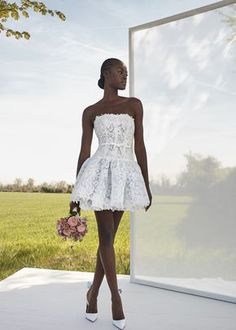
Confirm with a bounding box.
[1,192,234,281]
[0,192,130,281]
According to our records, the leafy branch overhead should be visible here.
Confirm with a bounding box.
[220,4,236,43]
[0,0,66,40]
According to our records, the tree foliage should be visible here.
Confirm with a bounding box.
[0,0,66,40]
[220,4,236,42]
[176,152,225,195]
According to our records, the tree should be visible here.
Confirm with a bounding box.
[26,177,34,191]
[13,177,23,191]
[220,3,236,43]
[176,151,222,194]
[55,180,68,193]
[0,0,66,40]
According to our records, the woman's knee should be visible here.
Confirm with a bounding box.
[95,210,115,247]
[99,228,114,247]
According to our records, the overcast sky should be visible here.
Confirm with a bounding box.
[1,0,232,186]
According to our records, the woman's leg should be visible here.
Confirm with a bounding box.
[86,210,124,314]
[88,209,125,320]
[89,210,124,295]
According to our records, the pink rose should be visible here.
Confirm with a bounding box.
[68,216,78,227]
[63,228,71,236]
[77,224,86,233]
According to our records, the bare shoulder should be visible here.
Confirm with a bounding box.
[83,101,104,120]
[82,101,101,116]
[119,96,141,104]
[129,97,143,118]
[81,105,96,126]
[129,97,142,105]
[119,97,141,118]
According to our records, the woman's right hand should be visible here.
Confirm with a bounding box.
[145,188,152,212]
[69,201,81,215]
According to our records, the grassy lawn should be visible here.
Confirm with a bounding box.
[0,192,130,280]
[1,192,233,281]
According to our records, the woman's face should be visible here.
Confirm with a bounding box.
[105,62,128,90]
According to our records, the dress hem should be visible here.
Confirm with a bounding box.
[70,198,149,212]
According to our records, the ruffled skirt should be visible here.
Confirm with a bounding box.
[70,156,150,212]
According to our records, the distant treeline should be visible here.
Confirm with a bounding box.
[1,152,235,196]
[0,178,72,193]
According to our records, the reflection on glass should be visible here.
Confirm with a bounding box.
[132,3,236,302]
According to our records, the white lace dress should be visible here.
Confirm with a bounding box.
[70,113,150,211]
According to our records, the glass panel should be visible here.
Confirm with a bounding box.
[131,2,236,302]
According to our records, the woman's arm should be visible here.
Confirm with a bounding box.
[75,108,94,177]
[133,98,151,194]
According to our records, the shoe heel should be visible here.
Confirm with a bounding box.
[112,318,126,329]
[112,288,125,329]
[86,310,98,322]
[85,281,98,322]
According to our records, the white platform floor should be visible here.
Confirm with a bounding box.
[0,267,236,330]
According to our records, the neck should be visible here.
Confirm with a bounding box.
[102,86,120,102]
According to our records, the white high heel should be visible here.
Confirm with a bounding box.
[112,288,126,330]
[85,281,98,322]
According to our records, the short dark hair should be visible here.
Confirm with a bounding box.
[98,58,123,89]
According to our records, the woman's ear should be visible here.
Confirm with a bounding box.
[103,68,110,79]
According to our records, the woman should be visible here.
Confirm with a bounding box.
[69,58,152,329]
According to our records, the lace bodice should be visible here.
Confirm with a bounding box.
[93,113,135,161]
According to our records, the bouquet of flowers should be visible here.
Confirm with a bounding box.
[56,212,88,242]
